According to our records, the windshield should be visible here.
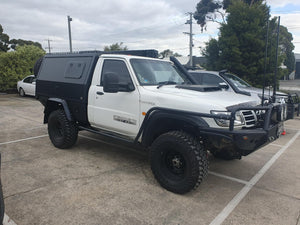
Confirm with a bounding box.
[130,59,187,86]
[223,73,251,88]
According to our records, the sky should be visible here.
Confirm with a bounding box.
[1,0,300,56]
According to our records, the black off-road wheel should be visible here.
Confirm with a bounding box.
[48,109,78,149]
[150,131,208,194]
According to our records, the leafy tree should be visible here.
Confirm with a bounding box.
[159,49,182,58]
[198,0,294,87]
[0,45,45,91]
[279,23,295,78]
[217,0,269,85]
[202,38,221,70]
[193,0,263,32]
[10,39,43,50]
[194,0,225,32]
[0,24,10,52]
[104,42,128,51]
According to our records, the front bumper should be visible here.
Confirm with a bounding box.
[198,103,285,158]
[201,122,282,157]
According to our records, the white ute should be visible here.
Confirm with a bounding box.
[35,50,287,194]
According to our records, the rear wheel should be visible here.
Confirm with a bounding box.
[48,109,78,149]
[150,131,208,194]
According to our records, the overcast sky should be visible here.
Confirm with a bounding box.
[1,0,300,56]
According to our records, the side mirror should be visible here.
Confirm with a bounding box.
[219,82,229,89]
[103,72,119,93]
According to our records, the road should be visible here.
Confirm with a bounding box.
[0,94,300,225]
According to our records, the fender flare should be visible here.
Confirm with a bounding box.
[135,107,209,146]
[44,98,73,123]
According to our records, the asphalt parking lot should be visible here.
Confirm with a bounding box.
[0,94,300,225]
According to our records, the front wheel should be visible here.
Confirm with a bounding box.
[19,88,25,97]
[150,131,208,194]
[48,109,78,149]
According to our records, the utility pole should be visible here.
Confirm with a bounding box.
[67,15,73,53]
[45,39,53,53]
[183,12,194,67]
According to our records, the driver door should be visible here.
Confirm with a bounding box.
[88,59,140,139]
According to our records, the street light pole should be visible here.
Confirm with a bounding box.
[67,15,73,53]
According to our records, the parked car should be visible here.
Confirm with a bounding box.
[34,51,287,194]
[17,75,36,97]
[189,70,299,119]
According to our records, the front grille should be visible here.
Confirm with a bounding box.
[241,110,257,127]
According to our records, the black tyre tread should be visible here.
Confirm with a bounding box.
[48,109,78,149]
[150,130,208,194]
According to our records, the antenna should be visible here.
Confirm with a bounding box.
[272,16,280,102]
[262,19,269,105]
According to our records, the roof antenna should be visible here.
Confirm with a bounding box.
[262,18,269,106]
[272,16,280,103]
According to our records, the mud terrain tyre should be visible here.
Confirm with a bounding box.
[48,109,78,149]
[150,131,208,194]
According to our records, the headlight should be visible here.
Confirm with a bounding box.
[211,110,245,127]
[258,94,270,104]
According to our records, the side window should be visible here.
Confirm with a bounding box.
[101,60,133,86]
[64,61,86,79]
[23,77,33,83]
[202,73,224,86]
[190,73,203,84]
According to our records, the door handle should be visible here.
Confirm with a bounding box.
[96,91,104,95]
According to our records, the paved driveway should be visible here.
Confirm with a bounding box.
[0,94,300,225]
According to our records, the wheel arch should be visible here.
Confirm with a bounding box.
[44,98,72,123]
[141,111,209,147]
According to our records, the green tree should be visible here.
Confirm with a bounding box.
[159,49,182,58]
[217,0,269,85]
[0,45,45,91]
[0,24,10,52]
[278,23,295,78]
[10,39,43,51]
[104,42,128,51]
[193,0,263,32]
[194,0,225,32]
[198,0,294,87]
[202,38,221,70]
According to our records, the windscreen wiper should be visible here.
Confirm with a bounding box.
[157,81,177,89]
